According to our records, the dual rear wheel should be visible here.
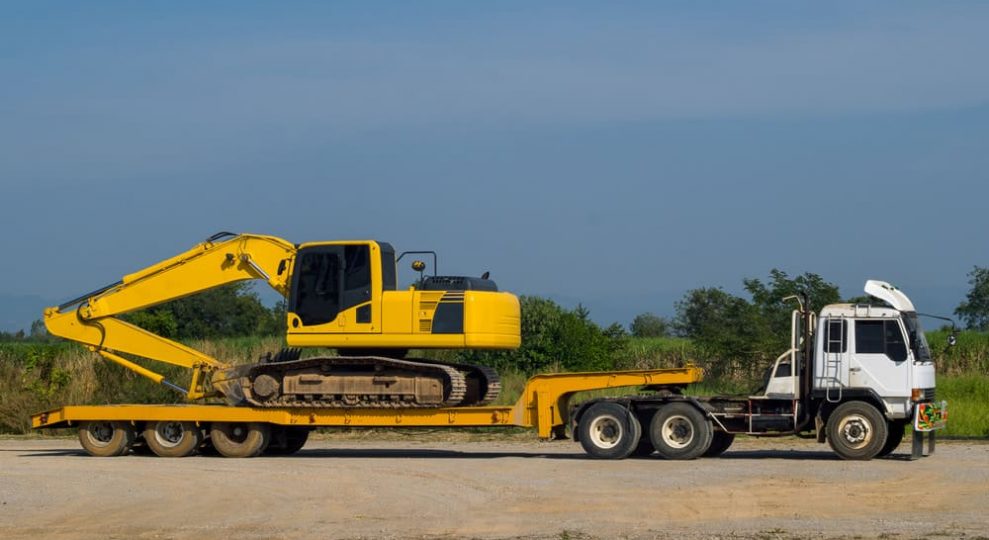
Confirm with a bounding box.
[578,401,729,460]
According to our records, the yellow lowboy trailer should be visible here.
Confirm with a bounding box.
[32,367,703,458]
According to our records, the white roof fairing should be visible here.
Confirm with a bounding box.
[864,280,915,312]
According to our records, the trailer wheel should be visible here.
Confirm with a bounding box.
[143,421,203,458]
[265,426,310,456]
[826,401,888,461]
[211,422,271,458]
[877,421,906,458]
[78,421,135,457]
[702,431,735,458]
[578,402,641,459]
[649,402,713,460]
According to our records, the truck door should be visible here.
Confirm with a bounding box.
[848,319,910,397]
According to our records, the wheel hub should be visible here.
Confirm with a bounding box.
[839,414,872,448]
[155,422,185,447]
[588,415,622,449]
[662,415,695,449]
[88,423,114,446]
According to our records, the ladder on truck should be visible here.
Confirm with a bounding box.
[823,315,845,403]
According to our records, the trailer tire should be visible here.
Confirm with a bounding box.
[143,421,203,458]
[265,426,310,456]
[211,422,271,458]
[877,421,906,458]
[649,402,713,460]
[578,402,641,460]
[703,431,735,458]
[826,401,888,460]
[78,421,135,457]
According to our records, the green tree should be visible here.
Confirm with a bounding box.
[459,296,627,373]
[675,270,842,379]
[124,283,282,340]
[630,312,670,338]
[956,266,989,331]
[674,287,768,376]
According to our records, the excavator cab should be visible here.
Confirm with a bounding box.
[284,241,521,351]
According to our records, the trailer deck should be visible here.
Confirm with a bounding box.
[33,367,703,440]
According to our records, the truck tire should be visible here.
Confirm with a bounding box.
[265,426,310,456]
[703,431,735,458]
[210,422,271,458]
[143,421,203,458]
[826,401,888,460]
[649,402,713,460]
[578,402,642,459]
[78,421,135,457]
[877,421,906,458]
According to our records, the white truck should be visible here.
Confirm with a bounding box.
[574,280,948,460]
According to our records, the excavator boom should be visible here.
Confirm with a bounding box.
[45,232,297,398]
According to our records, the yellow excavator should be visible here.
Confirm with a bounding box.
[44,232,520,409]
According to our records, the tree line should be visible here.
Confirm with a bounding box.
[4,266,988,377]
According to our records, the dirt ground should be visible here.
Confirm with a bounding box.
[0,436,987,540]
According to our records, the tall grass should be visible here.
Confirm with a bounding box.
[937,374,989,438]
[1,332,987,437]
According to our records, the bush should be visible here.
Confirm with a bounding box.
[458,296,627,373]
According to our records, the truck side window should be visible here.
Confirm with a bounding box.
[824,319,847,353]
[341,245,372,313]
[884,320,908,362]
[855,319,908,362]
[855,320,885,354]
[293,251,341,326]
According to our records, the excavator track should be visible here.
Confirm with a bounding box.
[408,358,501,406]
[239,356,468,409]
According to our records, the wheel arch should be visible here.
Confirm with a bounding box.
[818,390,889,425]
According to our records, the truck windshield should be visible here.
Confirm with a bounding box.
[902,312,932,362]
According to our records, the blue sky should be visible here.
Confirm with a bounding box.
[1,2,987,330]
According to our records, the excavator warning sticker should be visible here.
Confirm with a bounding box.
[914,401,948,432]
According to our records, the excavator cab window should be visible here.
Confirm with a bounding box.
[341,245,372,312]
[290,248,343,326]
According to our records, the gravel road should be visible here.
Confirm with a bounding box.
[1,437,987,539]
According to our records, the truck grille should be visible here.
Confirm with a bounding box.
[923,388,936,401]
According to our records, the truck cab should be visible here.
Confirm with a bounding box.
[573,280,947,461]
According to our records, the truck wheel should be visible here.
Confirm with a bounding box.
[265,426,310,456]
[78,421,135,457]
[211,422,271,458]
[703,431,735,458]
[578,402,642,459]
[826,401,888,460]
[649,402,713,460]
[143,421,203,458]
[877,421,906,458]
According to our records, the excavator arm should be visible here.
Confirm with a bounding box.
[44,232,297,400]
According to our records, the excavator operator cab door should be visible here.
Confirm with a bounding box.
[287,243,378,334]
